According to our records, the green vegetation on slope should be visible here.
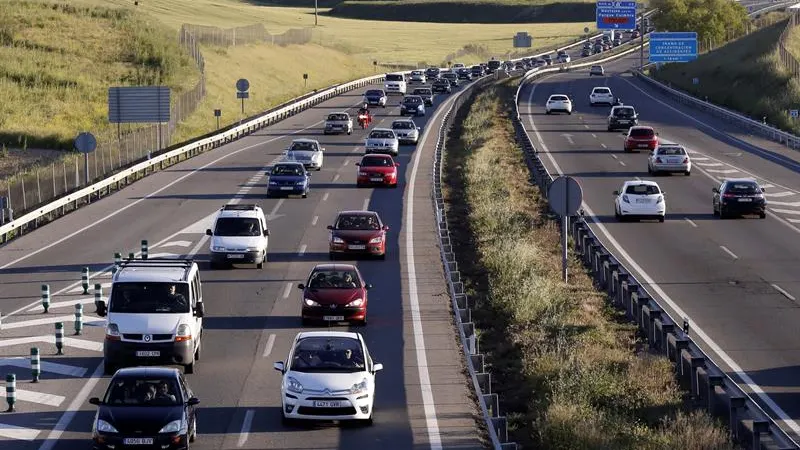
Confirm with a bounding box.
[443,79,734,449]
[328,0,596,24]
[0,0,198,150]
[651,17,800,135]
[651,0,748,44]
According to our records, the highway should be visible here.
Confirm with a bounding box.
[0,81,484,449]
[519,48,800,440]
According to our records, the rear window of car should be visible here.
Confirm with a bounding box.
[614,107,635,117]
[593,88,610,94]
[550,95,569,101]
[290,141,317,151]
[365,90,383,97]
[630,128,655,137]
[657,146,686,155]
[361,156,393,167]
[625,184,660,195]
[328,114,347,121]
[386,74,404,81]
[726,182,759,194]
[404,97,421,104]
[392,121,415,129]
[369,130,394,139]
[413,89,431,95]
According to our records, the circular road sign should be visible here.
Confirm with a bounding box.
[236,78,250,92]
[73,132,97,154]
[547,176,583,217]
[584,27,590,33]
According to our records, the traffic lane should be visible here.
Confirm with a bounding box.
[525,75,800,422]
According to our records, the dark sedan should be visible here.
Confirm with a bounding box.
[89,367,199,450]
[431,78,451,94]
[327,210,388,259]
[266,162,310,198]
[713,178,767,219]
[298,263,372,326]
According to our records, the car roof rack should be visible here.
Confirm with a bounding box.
[221,204,258,211]
[117,258,195,268]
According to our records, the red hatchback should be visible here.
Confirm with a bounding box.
[623,126,658,152]
[298,264,371,326]
[356,154,399,188]
[328,210,388,259]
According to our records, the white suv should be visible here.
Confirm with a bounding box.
[589,86,614,106]
[97,258,205,375]
[384,73,407,95]
[206,204,270,269]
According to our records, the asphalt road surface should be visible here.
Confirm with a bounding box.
[0,80,486,449]
[519,48,800,441]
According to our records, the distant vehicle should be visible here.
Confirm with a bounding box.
[613,180,666,222]
[471,64,485,77]
[589,65,605,76]
[431,78,452,93]
[267,162,311,198]
[365,128,399,156]
[648,143,691,176]
[623,126,658,152]
[356,153,400,188]
[412,87,433,106]
[391,118,421,145]
[712,178,767,219]
[456,67,473,80]
[589,86,614,105]
[542,54,553,65]
[327,210,389,259]
[283,138,324,171]
[273,331,383,424]
[409,70,426,84]
[297,265,371,325]
[400,95,426,116]
[557,54,571,63]
[324,112,353,135]
[441,71,459,86]
[425,66,441,80]
[545,94,573,115]
[607,105,638,130]
[363,89,387,108]
[487,59,502,73]
[451,62,465,69]
[384,72,407,95]
[581,48,592,57]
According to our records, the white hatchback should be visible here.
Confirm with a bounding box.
[589,86,614,105]
[545,94,573,114]
[274,331,383,425]
[613,180,666,222]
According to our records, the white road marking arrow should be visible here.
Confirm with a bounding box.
[766,191,798,198]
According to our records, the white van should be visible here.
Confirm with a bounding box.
[384,73,407,95]
[96,258,205,375]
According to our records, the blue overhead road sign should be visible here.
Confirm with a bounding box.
[596,1,637,30]
[649,32,698,63]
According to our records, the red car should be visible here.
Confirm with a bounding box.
[356,154,399,188]
[298,263,371,326]
[327,210,388,259]
[623,126,658,152]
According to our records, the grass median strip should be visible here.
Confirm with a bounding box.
[443,79,734,449]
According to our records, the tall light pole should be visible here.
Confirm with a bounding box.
[639,5,645,69]
[315,0,318,26]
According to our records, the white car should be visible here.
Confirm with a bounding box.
[558,54,571,63]
[390,119,420,144]
[589,86,614,105]
[274,331,383,425]
[545,94,572,115]
[365,128,399,156]
[409,70,426,84]
[648,144,691,176]
[283,139,324,171]
[384,73,406,95]
[207,204,270,269]
[613,180,666,222]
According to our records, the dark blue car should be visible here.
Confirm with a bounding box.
[267,162,310,198]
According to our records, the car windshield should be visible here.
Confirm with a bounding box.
[103,377,182,406]
[328,114,348,121]
[290,337,366,372]
[443,73,455,78]
[289,141,317,151]
[365,90,383,97]
[392,121,415,129]
[657,146,686,155]
[726,182,759,194]
[369,130,394,139]
[271,164,305,176]
[404,97,421,104]
[361,156,393,167]
[109,282,190,314]
[214,217,262,237]
[386,74,403,81]
[625,184,660,195]
[550,95,569,101]
[307,269,362,289]
[335,213,381,230]
[413,89,431,95]
[630,128,655,138]
[593,88,610,94]
[615,108,635,117]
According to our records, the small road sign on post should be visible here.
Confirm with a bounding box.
[214,109,222,129]
[513,32,532,48]
[548,176,583,283]
[236,78,250,116]
[73,132,97,190]
[303,73,309,88]
[791,109,799,119]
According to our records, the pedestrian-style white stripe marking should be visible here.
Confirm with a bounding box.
[771,284,796,302]
[787,217,800,224]
[719,246,738,260]
[705,168,739,174]
[0,423,40,441]
[156,240,193,248]
[282,282,293,299]
[619,161,626,166]
[145,252,179,259]
[237,410,255,447]
[600,143,607,149]
[362,198,370,211]
[28,297,97,313]
[311,215,318,226]
[0,357,88,377]
[68,282,111,294]
[298,244,307,256]
[322,192,329,202]
[333,174,340,182]
[684,218,698,227]
[766,200,800,207]
[766,191,796,198]
[262,334,276,357]
[695,162,724,167]
[691,157,710,161]
[15,389,65,407]
[772,208,800,215]
[760,184,775,189]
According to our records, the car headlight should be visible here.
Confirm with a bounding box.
[246,247,259,251]
[105,323,120,338]
[158,419,185,434]
[269,181,277,186]
[346,298,364,307]
[286,376,304,394]
[332,236,344,244]
[622,195,630,204]
[304,298,320,307]
[350,378,368,395]
[656,195,663,204]
[96,419,118,433]
[369,236,383,244]
[296,180,306,185]
[359,171,368,176]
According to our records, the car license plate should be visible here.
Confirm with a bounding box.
[227,254,245,259]
[739,198,753,202]
[638,143,649,147]
[313,400,343,407]
[136,351,160,357]
[280,186,294,190]
[635,199,648,203]
[323,316,345,322]
[371,177,383,182]
[618,120,629,124]
[123,438,154,445]
[349,244,366,250]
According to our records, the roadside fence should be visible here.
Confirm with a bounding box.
[180,23,313,47]
[778,11,800,79]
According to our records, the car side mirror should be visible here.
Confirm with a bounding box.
[761,187,766,192]
[273,362,285,373]
[89,397,102,406]
[297,283,305,290]
[613,190,620,196]
[373,363,384,372]
[383,225,389,231]
[194,301,205,318]
[712,188,718,193]
[187,397,200,406]
[395,162,400,167]
[326,225,333,230]
[417,127,421,130]
[264,229,270,236]
[661,191,666,195]
[95,300,107,317]
[365,283,373,290]
[355,162,361,166]
[206,229,213,236]
[656,132,660,136]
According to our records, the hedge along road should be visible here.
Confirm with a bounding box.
[0,78,485,449]
[519,48,800,441]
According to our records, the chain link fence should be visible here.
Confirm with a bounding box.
[697,13,787,54]
[778,12,800,78]
[180,23,313,47]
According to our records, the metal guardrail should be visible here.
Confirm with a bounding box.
[513,45,800,450]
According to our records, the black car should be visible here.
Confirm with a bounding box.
[542,54,552,65]
[470,64,484,77]
[89,367,199,450]
[412,87,434,106]
[432,78,452,93]
[607,105,638,130]
[456,67,473,80]
[441,72,459,86]
[424,67,440,80]
[712,178,767,219]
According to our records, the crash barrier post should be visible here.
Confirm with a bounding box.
[81,267,89,294]
[31,347,40,383]
[41,284,50,313]
[5,374,16,412]
[113,252,121,274]
[74,303,83,335]
[141,240,148,260]
[55,322,64,355]
[94,284,103,315]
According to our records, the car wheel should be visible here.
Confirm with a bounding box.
[301,318,311,327]
[392,183,398,188]
[760,212,766,219]
[362,415,374,426]
[348,130,352,135]
[194,339,201,361]
[658,215,665,223]
[685,171,690,176]
[546,110,551,115]
[719,207,727,219]
[378,252,386,260]
[329,252,336,261]
[281,410,295,427]
[647,166,653,174]
[184,360,195,374]
[103,361,116,376]
[568,111,572,115]
[302,192,308,199]
[190,417,197,442]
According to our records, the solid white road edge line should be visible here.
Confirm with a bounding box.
[237,409,255,447]
[684,218,698,228]
[311,215,319,226]
[262,334,277,358]
[771,284,797,302]
[526,76,800,438]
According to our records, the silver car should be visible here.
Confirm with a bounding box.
[364,128,399,156]
[391,119,420,145]
[648,144,691,176]
[324,112,353,135]
[409,70,427,84]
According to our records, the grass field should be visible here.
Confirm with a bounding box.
[443,79,734,449]
[651,16,800,135]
